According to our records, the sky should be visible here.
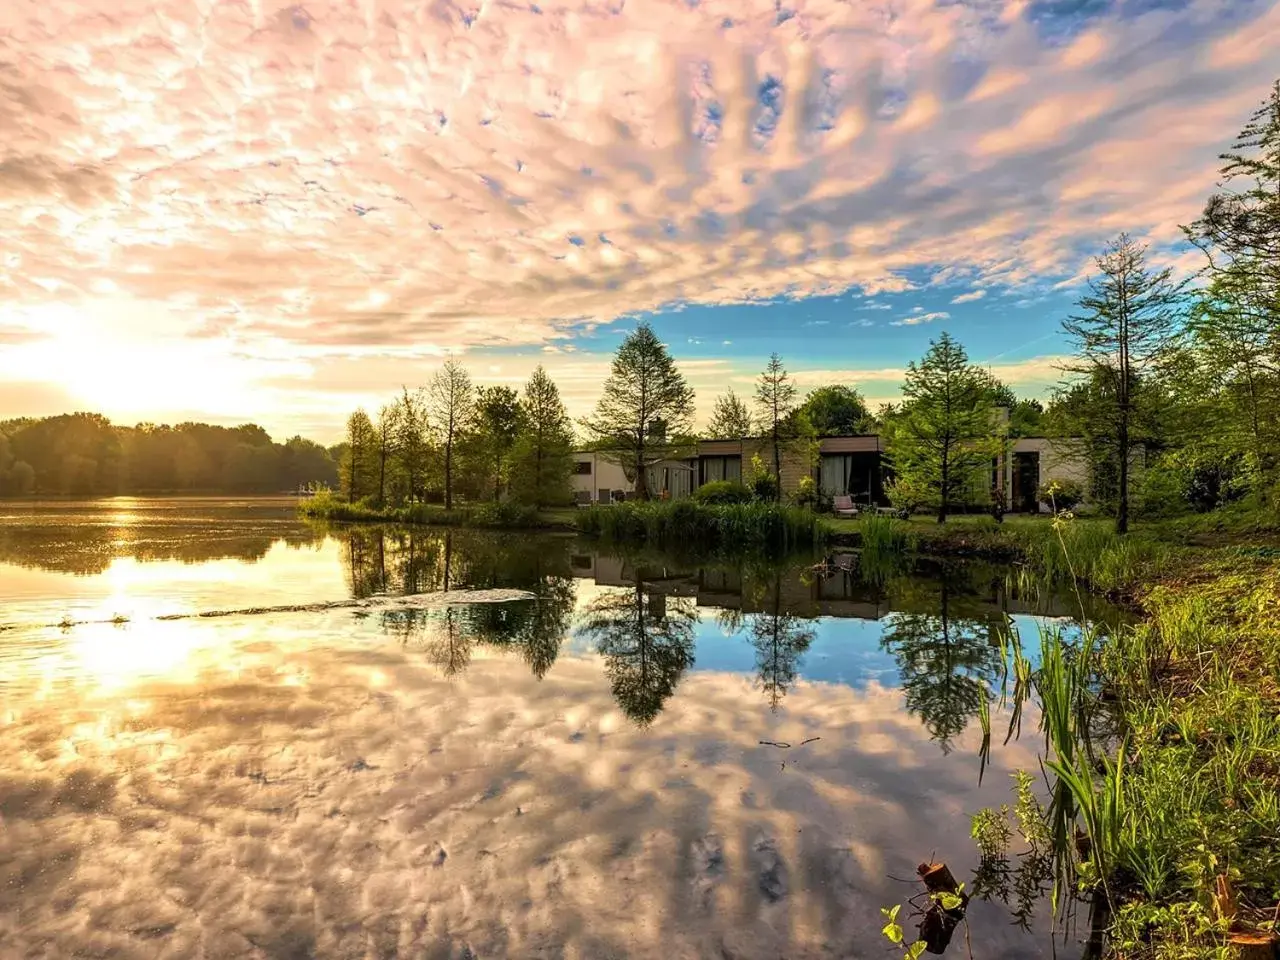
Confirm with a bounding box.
[1,0,1277,443]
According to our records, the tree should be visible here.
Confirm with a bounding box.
[341,410,377,502]
[510,366,575,508]
[754,353,799,499]
[798,384,870,436]
[373,404,401,505]
[581,323,695,501]
[394,387,431,505]
[888,333,1006,523]
[1061,235,1185,533]
[472,386,525,501]
[427,360,475,510]
[706,389,754,440]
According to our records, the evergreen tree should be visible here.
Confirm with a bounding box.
[705,389,754,440]
[1061,235,1185,533]
[888,333,1005,523]
[581,323,694,501]
[510,366,575,508]
[754,353,798,500]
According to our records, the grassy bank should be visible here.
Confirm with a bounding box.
[919,508,1280,959]
[574,500,826,553]
[298,489,575,530]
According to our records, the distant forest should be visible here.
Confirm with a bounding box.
[0,413,338,497]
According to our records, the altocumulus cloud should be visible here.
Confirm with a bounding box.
[0,0,1277,360]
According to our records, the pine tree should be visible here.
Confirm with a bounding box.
[581,324,694,501]
[510,366,575,508]
[341,409,377,502]
[889,333,1005,524]
[754,353,798,499]
[1061,235,1185,533]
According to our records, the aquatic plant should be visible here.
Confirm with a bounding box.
[574,500,824,553]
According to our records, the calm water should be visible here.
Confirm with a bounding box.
[0,498,1104,959]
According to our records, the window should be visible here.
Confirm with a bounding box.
[574,460,592,475]
[699,455,742,485]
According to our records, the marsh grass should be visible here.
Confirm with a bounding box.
[574,500,825,553]
[972,528,1280,958]
[299,489,551,529]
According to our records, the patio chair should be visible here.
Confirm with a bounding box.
[574,490,594,508]
[832,494,859,518]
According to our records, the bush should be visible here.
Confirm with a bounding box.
[1038,478,1085,513]
[792,475,819,508]
[750,473,779,502]
[885,475,929,515]
[469,501,540,528]
[693,480,753,504]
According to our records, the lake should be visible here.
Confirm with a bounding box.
[0,497,1104,959]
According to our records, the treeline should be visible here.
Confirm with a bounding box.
[0,414,338,496]
[339,364,575,509]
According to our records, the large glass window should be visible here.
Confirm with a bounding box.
[699,456,742,485]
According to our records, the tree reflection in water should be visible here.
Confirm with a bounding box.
[575,579,697,726]
[747,574,816,711]
[880,574,1008,753]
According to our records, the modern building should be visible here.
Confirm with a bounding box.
[573,431,1108,513]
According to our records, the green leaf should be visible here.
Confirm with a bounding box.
[906,940,928,960]
[937,891,964,911]
[881,905,901,922]
[881,921,904,945]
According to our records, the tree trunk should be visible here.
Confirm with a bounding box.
[378,445,386,505]
[635,447,650,501]
[937,448,949,524]
[445,436,454,510]
[1117,411,1130,535]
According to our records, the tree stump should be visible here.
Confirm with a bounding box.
[1226,932,1277,960]
[915,862,969,955]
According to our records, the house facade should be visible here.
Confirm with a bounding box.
[574,433,1106,513]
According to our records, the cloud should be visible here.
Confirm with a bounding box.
[950,290,987,304]
[890,311,950,327]
[1,0,1277,432]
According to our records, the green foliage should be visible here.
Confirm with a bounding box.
[886,332,1006,522]
[692,480,753,504]
[509,366,575,509]
[705,389,754,440]
[754,353,802,498]
[0,413,337,496]
[1038,477,1085,513]
[791,475,818,508]
[746,452,780,502]
[580,323,695,501]
[574,500,824,553]
[798,384,870,436]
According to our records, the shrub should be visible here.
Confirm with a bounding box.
[574,500,823,552]
[792,475,819,508]
[746,452,779,502]
[693,480,753,504]
[1038,478,1085,513]
[885,475,929,515]
[469,501,540,528]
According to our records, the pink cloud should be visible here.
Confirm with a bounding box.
[0,0,1276,429]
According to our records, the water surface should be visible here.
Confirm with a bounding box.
[0,498,1101,958]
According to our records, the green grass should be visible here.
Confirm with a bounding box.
[969,513,1280,959]
[574,500,826,553]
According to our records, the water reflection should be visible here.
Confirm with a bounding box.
[577,579,698,725]
[0,499,1110,958]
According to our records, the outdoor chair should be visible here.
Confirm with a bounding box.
[574,490,594,508]
[832,494,859,518]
